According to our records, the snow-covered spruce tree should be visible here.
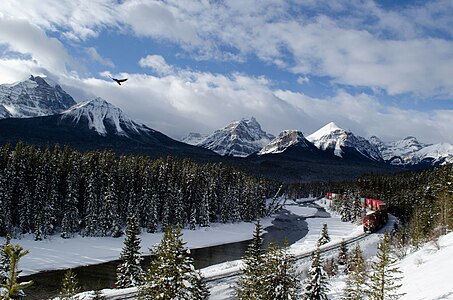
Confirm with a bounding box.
[302,247,329,300]
[260,242,300,300]
[340,197,352,222]
[236,220,265,300]
[116,215,144,288]
[367,233,405,300]
[59,268,80,299]
[0,235,11,284]
[317,224,330,247]
[342,244,367,300]
[0,244,33,299]
[138,225,209,300]
[351,197,363,223]
[61,158,81,239]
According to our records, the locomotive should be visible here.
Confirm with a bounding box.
[361,198,388,233]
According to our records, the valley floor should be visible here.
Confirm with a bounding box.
[8,198,453,299]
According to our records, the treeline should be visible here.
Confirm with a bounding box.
[0,142,271,240]
[357,165,452,242]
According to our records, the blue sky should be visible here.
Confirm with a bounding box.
[0,0,452,144]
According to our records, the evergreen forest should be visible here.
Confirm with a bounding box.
[0,142,272,240]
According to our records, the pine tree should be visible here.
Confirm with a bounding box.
[138,225,209,299]
[0,235,11,284]
[0,244,33,299]
[261,242,300,300]
[367,233,405,300]
[318,224,331,247]
[302,247,329,300]
[60,268,80,299]
[342,245,367,300]
[236,221,265,300]
[340,197,352,222]
[116,215,144,288]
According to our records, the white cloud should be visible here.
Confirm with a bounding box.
[0,0,451,145]
[297,76,310,84]
[0,16,72,74]
[0,0,117,41]
[139,55,173,75]
[85,47,114,68]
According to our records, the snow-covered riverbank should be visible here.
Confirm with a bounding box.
[8,216,276,276]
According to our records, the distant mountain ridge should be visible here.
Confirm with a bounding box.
[370,136,452,166]
[0,75,76,118]
[0,96,217,159]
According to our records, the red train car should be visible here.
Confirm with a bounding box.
[362,198,388,233]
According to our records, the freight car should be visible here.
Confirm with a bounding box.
[360,198,388,233]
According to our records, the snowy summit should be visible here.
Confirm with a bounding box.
[0,75,76,118]
[307,122,383,161]
[198,117,275,157]
[258,130,311,155]
[62,97,147,136]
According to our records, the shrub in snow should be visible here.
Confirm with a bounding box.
[59,268,80,299]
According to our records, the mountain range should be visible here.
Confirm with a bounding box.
[185,118,452,167]
[0,76,450,181]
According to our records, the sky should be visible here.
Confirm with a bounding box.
[0,0,452,144]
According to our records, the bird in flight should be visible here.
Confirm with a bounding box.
[110,76,128,85]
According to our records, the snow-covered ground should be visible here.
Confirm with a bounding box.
[7,217,275,276]
[10,197,453,300]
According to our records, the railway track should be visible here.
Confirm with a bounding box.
[101,231,372,299]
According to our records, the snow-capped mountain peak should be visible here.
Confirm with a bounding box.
[307,122,383,161]
[198,117,275,157]
[308,122,343,141]
[62,97,146,136]
[0,75,76,118]
[258,130,311,155]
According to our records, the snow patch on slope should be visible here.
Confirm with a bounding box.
[307,122,382,161]
[198,117,275,157]
[62,97,142,136]
[258,130,311,155]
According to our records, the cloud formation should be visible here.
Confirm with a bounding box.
[0,0,452,145]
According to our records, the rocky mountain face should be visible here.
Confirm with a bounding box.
[0,96,217,159]
[197,117,275,157]
[0,75,76,118]
[306,122,383,162]
[258,130,312,155]
[61,97,149,137]
[181,132,208,145]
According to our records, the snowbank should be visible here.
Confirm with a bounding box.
[6,217,274,276]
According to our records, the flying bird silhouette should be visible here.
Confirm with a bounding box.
[110,76,128,85]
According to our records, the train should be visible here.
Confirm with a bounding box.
[325,192,388,233]
[360,198,388,233]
